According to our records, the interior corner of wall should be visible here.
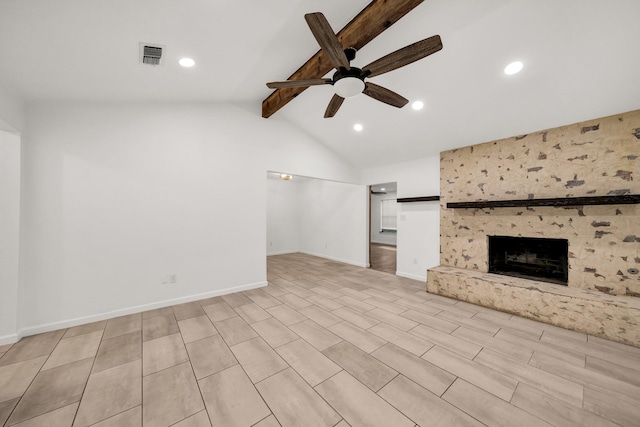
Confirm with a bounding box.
[0,85,26,133]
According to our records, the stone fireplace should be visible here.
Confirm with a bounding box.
[427,109,640,346]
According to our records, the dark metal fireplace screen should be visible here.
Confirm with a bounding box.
[488,236,568,285]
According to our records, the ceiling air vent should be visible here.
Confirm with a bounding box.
[139,43,165,66]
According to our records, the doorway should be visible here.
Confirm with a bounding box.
[369,182,397,275]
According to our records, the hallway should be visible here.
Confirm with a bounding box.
[370,243,397,275]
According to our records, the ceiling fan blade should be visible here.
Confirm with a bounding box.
[362,35,442,78]
[324,94,345,118]
[262,0,424,118]
[363,82,409,108]
[267,79,332,89]
[304,12,350,70]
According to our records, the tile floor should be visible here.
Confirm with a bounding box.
[1,253,639,426]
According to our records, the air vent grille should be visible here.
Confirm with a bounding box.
[143,46,162,65]
[139,43,164,66]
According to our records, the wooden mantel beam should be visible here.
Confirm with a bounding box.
[261,0,425,118]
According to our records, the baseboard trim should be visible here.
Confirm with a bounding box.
[267,250,298,256]
[0,333,21,346]
[370,240,397,246]
[396,271,426,282]
[299,251,368,268]
[11,281,268,343]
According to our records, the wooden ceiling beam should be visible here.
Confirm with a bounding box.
[261,0,425,118]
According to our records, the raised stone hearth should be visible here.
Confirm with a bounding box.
[431,109,640,346]
[427,266,640,346]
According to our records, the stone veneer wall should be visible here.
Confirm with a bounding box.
[439,109,640,296]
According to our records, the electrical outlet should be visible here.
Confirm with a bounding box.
[413,259,418,265]
[269,242,273,246]
[161,274,177,284]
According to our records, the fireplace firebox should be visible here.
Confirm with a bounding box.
[488,236,568,285]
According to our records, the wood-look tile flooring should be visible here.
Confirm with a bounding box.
[369,243,396,275]
[1,253,639,426]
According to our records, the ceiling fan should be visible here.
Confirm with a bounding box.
[266,12,442,118]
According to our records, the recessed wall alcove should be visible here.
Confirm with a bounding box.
[428,109,640,346]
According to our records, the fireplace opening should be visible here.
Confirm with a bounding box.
[488,236,568,285]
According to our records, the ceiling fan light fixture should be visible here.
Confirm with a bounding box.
[334,77,365,98]
[353,123,363,132]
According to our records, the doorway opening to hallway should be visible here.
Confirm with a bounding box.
[369,182,397,275]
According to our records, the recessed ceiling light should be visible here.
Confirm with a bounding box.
[179,57,195,68]
[412,101,424,110]
[504,61,523,75]
[380,187,386,191]
[353,123,363,132]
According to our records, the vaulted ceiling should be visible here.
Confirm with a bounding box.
[1,0,639,168]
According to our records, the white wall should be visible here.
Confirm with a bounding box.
[0,131,21,342]
[0,84,25,132]
[266,176,368,267]
[18,101,358,336]
[298,179,368,267]
[370,191,397,245]
[361,156,440,282]
[266,177,299,255]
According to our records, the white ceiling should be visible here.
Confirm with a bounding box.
[2,0,639,169]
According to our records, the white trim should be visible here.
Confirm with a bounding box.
[396,270,427,282]
[370,239,397,246]
[299,251,368,268]
[8,281,267,343]
[0,333,20,346]
[267,250,298,256]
